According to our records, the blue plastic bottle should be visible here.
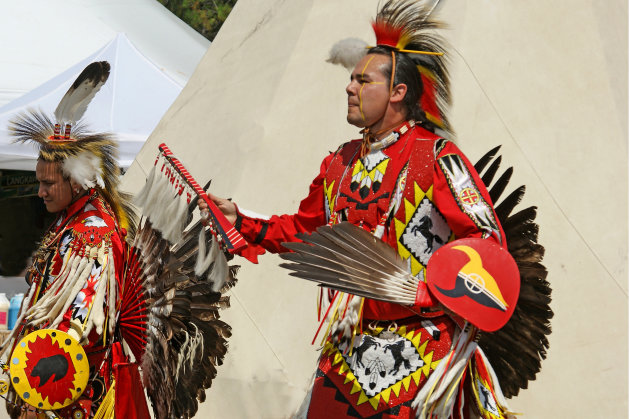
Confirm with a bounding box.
[8,293,23,330]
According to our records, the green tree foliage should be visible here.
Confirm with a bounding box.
[158,0,237,41]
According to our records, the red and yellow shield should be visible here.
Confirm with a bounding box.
[9,329,89,410]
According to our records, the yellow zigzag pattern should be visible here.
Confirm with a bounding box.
[351,158,390,183]
[394,183,434,276]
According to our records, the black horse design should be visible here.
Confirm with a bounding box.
[410,215,444,254]
[383,340,411,375]
[354,335,380,369]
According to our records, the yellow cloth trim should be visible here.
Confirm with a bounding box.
[93,379,116,419]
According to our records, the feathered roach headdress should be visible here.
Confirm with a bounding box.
[9,61,135,232]
[327,0,451,135]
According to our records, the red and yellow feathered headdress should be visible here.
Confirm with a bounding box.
[327,0,451,134]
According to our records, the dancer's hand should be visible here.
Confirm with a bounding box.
[198,193,237,226]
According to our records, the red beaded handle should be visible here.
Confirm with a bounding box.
[158,143,246,253]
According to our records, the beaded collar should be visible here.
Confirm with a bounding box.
[366,120,415,153]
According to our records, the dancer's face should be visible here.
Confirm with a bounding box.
[36,159,73,213]
[346,54,391,128]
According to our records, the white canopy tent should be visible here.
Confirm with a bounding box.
[0,0,210,171]
[0,0,209,106]
[0,33,186,170]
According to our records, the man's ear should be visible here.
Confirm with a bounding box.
[69,178,84,194]
[390,83,408,103]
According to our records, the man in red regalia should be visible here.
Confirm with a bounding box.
[200,1,551,417]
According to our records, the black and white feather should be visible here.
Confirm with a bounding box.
[54,61,110,125]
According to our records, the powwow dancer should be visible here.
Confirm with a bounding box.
[2,62,238,419]
[200,1,552,417]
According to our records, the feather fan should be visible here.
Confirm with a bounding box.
[120,169,238,418]
[121,217,237,419]
[281,222,419,305]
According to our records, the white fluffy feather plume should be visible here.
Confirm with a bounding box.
[326,37,368,71]
[62,151,105,189]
